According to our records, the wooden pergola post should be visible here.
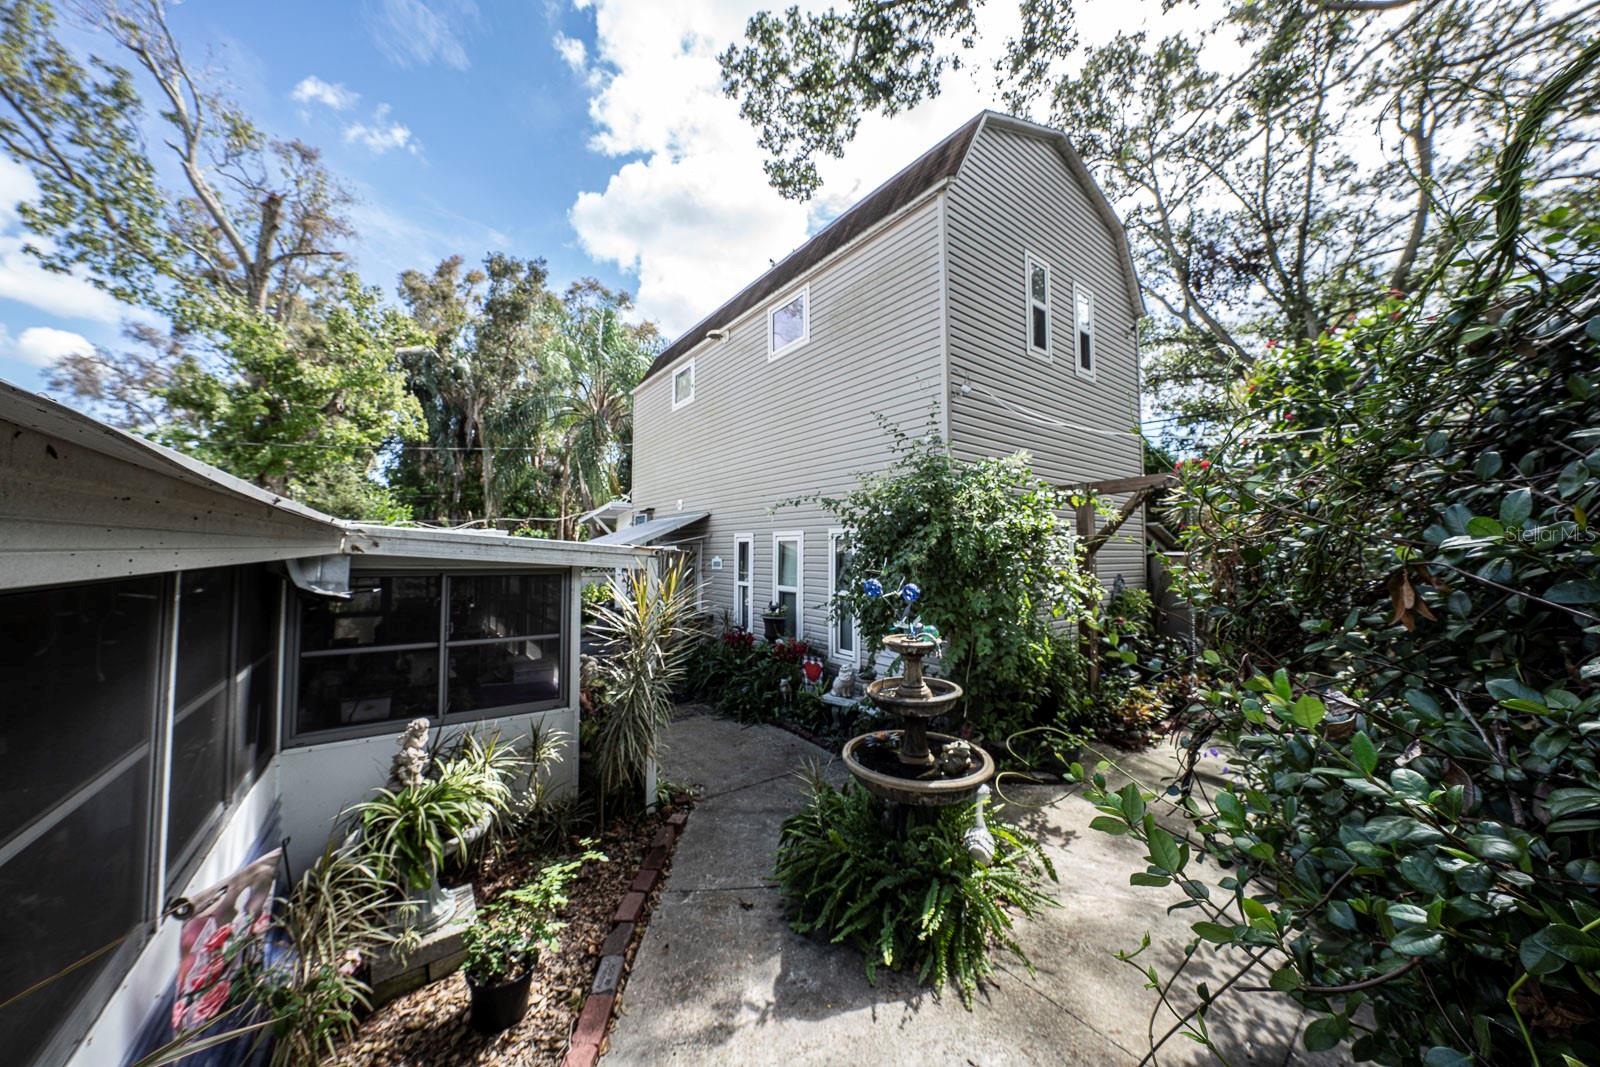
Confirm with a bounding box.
[1062,473,1177,694]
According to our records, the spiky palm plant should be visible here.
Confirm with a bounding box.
[587,556,696,820]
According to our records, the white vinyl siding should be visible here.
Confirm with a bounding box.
[772,532,803,639]
[733,533,754,630]
[630,196,946,643]
[945,122,1145,589]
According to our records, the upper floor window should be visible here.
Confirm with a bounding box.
[1026,254,1050,357]
[768,286,809,359]
[672,360,695,409]
[1074,285,1095,377]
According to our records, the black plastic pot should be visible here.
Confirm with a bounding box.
[762,614,786,641]
[466,968,534,1035]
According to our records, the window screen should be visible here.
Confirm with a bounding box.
[0,576,161,1065]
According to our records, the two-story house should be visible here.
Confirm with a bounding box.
[614,111,1146,667]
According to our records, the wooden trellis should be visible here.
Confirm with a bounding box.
[1060,472,1176,692]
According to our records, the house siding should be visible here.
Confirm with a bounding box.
[631,195,948,647]
[944,121,1147,590]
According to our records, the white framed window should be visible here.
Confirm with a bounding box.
[1026,253,1051,358]
[671,360,695,410]
[733,533,754,630]
[1074,284,1095,378]
[772,531,804,639]
[827,529,859,665]
[767,286,810,359]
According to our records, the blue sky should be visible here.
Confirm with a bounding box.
[0,0,1142,402]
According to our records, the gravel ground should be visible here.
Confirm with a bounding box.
[331,800,687,1066]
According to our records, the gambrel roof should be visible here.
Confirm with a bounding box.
[640,110,1141,384]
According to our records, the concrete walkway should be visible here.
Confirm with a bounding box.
[604,709,1336,1066]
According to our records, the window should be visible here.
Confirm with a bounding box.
[447,574,564,715]
[672,361,695,410]
[0,565,282,1063]
[167,566,283,890]
[772,532,804,639]
[294,571,567,740]
[0,576,162,1066]
[1026,254,1051,357]
[828,530,858,664]
[768,286,809,359]
[733,534,754,630]
[1074,284,1095,377]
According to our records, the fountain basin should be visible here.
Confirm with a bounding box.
[864,675,962,718]
[843,730,995,807]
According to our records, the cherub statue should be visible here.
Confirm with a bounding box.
[387,718,431,790]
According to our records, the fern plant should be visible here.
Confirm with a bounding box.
[774,770,1056,1006]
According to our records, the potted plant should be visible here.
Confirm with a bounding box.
[461,904,557,1034]
[761,600,788,641]
[462,846,604,1034]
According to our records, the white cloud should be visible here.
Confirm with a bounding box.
[563,0,1018,336]
[367,0,477,70]
[0,159,137,325]
[344,105,420,155]
[553,33,587,73]
[292,75,360,111]
[6,325,94,367]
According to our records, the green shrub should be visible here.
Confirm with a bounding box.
[774,771,1056,1006]
[803,429,1096,743]
[683,628,808,723]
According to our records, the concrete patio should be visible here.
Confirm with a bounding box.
[603,708,1340,1066]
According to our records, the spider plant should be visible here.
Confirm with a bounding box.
[350,774,486,893]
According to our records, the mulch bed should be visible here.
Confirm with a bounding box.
[331,798,690,1067]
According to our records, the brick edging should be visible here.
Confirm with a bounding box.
[561,809,689,1067]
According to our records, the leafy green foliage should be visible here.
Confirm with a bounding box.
[350,733,523,892]
[775,771,1056,1007]
[1076,68,1600,1065]
[463,846,605,985]
[682,628,808,723]
[157,279,424,518]
[811,430,1094,742]
[589,558,697,816]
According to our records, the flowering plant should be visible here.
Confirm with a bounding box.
[861,577,940,643]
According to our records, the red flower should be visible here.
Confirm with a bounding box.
[1174,459,1185,471]
[1284,412,1296,422]
[203,923,232,955]
[1265,339,1277,348]
[1198,460,1211,470]
[191,979,231,1025]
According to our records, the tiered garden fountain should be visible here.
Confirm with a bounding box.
[840,583,994,810]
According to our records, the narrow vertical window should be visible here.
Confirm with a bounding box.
[829,530,857,663]
[734,534,753,630]
[671,360,695,410]
[1075,285,1095,377]
[1027,255,1051,357]
[773,532,804,639]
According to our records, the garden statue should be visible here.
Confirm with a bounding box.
[830,666,856,697]
[387,718,431,790]
[938,738,977,777]
[964,785,996,865]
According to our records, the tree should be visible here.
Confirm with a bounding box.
[0,0,351,322]
[394,253,563,524]
[719,0,1600,435]
[158,278,425,520]
[549,280,657,536]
